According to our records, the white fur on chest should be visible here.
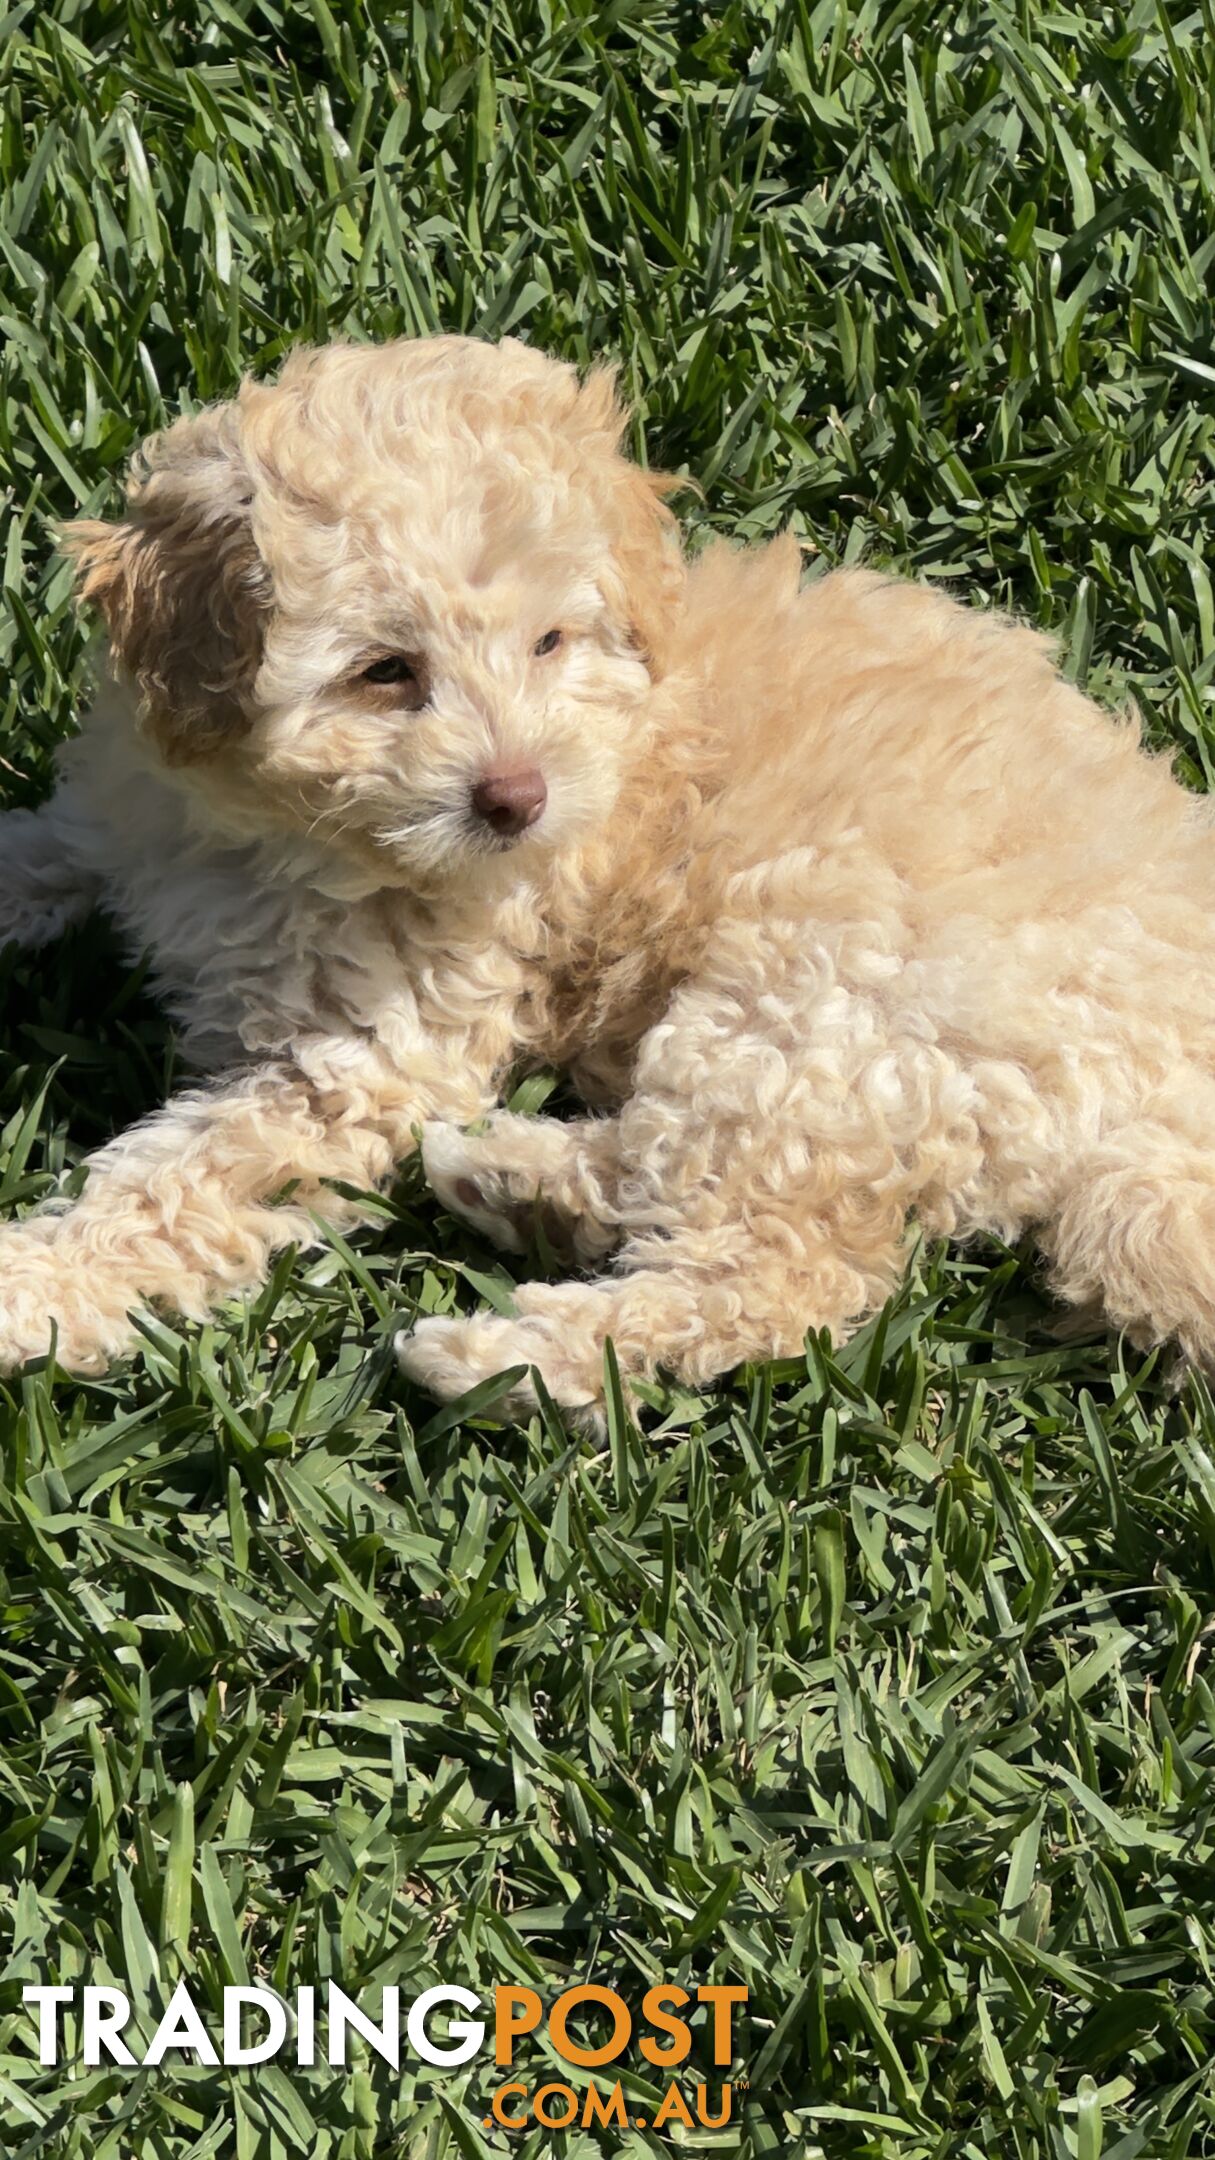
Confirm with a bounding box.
[56,698,498,1073]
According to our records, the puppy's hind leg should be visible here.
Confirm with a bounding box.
[0,795,103,950]
[1042,1123,1215,1372]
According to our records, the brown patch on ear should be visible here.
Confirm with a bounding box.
[61,403,271,765]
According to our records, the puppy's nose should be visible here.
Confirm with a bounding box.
[471,767,547,836]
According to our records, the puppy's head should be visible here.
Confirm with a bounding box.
[65,338,685,888]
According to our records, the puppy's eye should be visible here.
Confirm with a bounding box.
[363,655,416,685]
[534,629,563,657]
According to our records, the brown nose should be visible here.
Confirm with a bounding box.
[471,767,547,837]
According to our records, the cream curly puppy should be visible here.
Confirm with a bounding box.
[3,333,1213,1412]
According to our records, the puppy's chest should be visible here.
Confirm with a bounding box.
[323,889,697,1099]
[521,923,708,1100]
[507,842,720,1091]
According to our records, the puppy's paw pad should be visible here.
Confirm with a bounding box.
[419,1122,527,1253]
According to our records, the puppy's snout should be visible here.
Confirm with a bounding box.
[471,767,548,837]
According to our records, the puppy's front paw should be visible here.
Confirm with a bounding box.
[420,1115,617,1265]
[0,1231,132,1376]
[395,1310,600,1418]
[420,1121,528,1253]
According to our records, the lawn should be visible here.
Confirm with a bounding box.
[2,1,1215,2155]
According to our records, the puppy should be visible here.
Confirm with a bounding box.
[3,333,1214,1413]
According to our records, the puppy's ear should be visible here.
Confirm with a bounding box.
[607,463,686,680]
[573,366,686,679]
[62,403,270,764]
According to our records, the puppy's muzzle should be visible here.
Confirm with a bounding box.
[471,767,547,838]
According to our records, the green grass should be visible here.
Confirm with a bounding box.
[2,1,1215,2154]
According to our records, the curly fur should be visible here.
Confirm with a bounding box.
[3,332,1214,1410]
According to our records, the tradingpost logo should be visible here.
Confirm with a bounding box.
[481,1980,746,2131]
[25,1977,748,2132]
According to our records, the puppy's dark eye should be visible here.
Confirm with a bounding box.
[363,655,416,685]
[534,629,563,657]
